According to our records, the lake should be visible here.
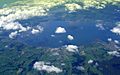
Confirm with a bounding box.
[15,5,120,48]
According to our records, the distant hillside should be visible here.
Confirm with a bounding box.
[0,0,120,8]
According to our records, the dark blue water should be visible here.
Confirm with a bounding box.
[16,5,120,48]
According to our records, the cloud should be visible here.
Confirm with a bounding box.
[107,51,120,57]
[76,66,85,71]
[9,31,18,39]
[19,26,31,32]
[2,22,21,30]
[51,35,55,37]
[33,61,62,73]
[0,5,47,38]
[88,59,94,64]
[65,3,82,12]
[37,25,44,31]
[65,45,78,52]
[55,27,66,33]
[0,6,47,21]
[114,40,119,44]
[31,29,40,34]
[107,38,112,42]
[31,26,43,34]
[67,35,74,40]
[0,20,31,39]
[0,11,44,38]
[0,15,31,32]
[107,38,119,44]
[111,25,120,35]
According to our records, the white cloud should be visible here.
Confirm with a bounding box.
[114,40,119,44]
[108,38,112,42]
[55,27,66,33]
[65,3,82,12]
[88,59,94,64]
[0,6,47,21]
[111,25,120,35]
[19,26,30,32]
[51,35,55,37]
[37,25,44,31]
[2,22,21,30]
[107,38,119,44]
[9,31,18,39]
[76,66,85,71]
[31,29,40,34]
[67,35,74,40]
[31,26,44,34]
[108,51,120,57]
[0,16,31,32]
[33,61,62,73]
[0,5,47,38]
[65,45,78,52]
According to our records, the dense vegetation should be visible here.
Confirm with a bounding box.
[0,37,119,75]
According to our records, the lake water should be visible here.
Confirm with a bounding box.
[16,5,120,48]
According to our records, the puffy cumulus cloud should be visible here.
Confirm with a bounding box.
[88,59,94,64]
[31,29,40,34]
[37,25,44,31]
[82,0,120,9]
[0,0,67,25]
[0,4,48,38]
[107,51,120,57]
[107,38,119,44]
[108,38,112,42]
[0,21,30,32]
[65,45,78,52]
[111,24,120,35]
[19,26,31,32]
[31,26,43,34]
[0,8,44,37]
[0,6,47,20]
[65,3,82,12]
[67,35,74,40]
[33,61,62,73]
[0,14,31,38]
[0,7,46,29]
[9,31,18,39]
[82,0,115,9]
[55,27,66,34]
[2,22,21,30]
[0,0,120,17]
[1,21,31,39]
[114,40,119,44]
